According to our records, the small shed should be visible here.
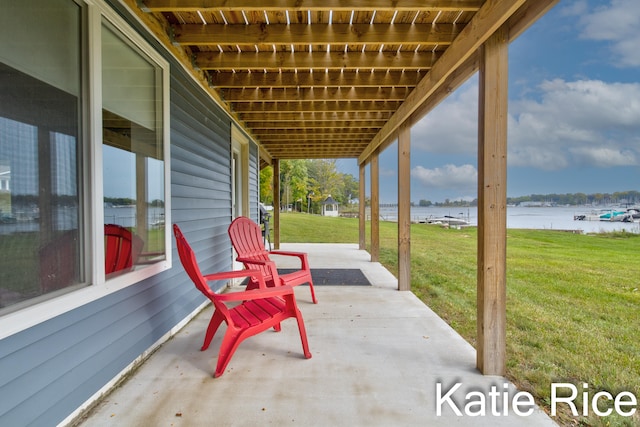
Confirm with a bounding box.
[321,195,339,217]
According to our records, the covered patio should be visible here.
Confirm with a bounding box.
[78,244,555,426]
[0,1,568,425]
[127,0,560,376]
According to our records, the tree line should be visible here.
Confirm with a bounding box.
[261,160,639,210]
[260,159,359,213]
[416,190,640,207]
[507,190,640,206]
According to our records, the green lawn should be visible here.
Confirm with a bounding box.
[278,212,640,426]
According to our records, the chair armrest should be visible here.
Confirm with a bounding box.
[236,256,270,266]
[236,257,279,275]
[215,285,296,302]
[203,269,267,288]
[268,250,310,270]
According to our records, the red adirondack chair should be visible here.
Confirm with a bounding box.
[228,216,318,304]
[173,224,312,377]
[104,224,144,275]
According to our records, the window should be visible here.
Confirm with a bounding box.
[0,0,83,311]
[0,0,170,316]
[101,22,166,278]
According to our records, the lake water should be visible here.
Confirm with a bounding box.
[376,206,640,234]
[2,205,638,236]
[0,206,165,235]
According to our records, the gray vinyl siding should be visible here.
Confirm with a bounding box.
[0,1,253,425]
[170,69,234,276]
[249,140,260,222]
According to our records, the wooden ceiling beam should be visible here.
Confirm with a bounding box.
[210,70,425,88]
[142,1,484,13]
[195,51,440,71]
[263,146,367,153]
[247,120,386,128]
[258,132,376,140]
[222,86,412,102]
[263,141,369,148]
[264,142,368,148]
[266,152,363,159]
[242,113,391,123]
[232,100,401,113]
[359,0,527,164]
[264,151,366,158]
[507,0,560,40]
[132,0,553,163]
[174,23,460,46]
[255,130,381,138]
[239,111,393,121]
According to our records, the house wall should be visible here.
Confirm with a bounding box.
[0,2,259,425]
[249,143,260,222]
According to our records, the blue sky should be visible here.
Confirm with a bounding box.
[336,0,640,204]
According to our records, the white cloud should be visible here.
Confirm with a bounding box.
[559,0,589,17]
[409,76,640,171]
[569,147,637,167]
[411,78,478,155]
[411,164,477,190]
[380,166,397,177]
[578,0,640,67]
[509,78,640,169]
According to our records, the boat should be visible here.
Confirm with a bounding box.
[574,208,636,222]
[599,210,628,221]
[425,215,471,227]
[626,207,640,219]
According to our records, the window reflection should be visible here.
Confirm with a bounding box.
[102,23,165,277]
[0,81,81,310]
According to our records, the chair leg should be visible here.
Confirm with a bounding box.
[202,310,225,351]
[294,310,312,359]
[308,279,318,304]
[214,329,243,378]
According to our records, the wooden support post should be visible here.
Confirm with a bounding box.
[273,159,280,250]
[370,152,380,262]
[359,163,366,250]
[477,27,508,376]
[398,126,411,291]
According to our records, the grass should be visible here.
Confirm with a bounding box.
[0,227,165,305]
[278,212,640,426]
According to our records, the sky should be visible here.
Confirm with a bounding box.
[336,0,640,204]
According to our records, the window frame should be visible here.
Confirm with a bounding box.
[0,0,171,338]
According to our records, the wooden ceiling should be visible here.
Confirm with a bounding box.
[132,0,557,165]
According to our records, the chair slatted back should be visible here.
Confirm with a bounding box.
[228,216,273,278]
[172,224,231,316]
[104,224,143,275]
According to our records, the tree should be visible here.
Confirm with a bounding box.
[341,173,359,204]
[259,166,273,205]
[259,159,360,212]
[307,159,343,199]
[279,160,308,210]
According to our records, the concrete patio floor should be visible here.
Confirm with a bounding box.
[77,243,556,426]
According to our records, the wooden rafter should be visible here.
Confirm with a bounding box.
[195,51,441,72]
[141,0,484,13]
[173,23,460,46]
[221,86,413,102]
[358,0,527,164]
[231,101,401,113]
[209,70,425,88]
[132,0,557,162]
